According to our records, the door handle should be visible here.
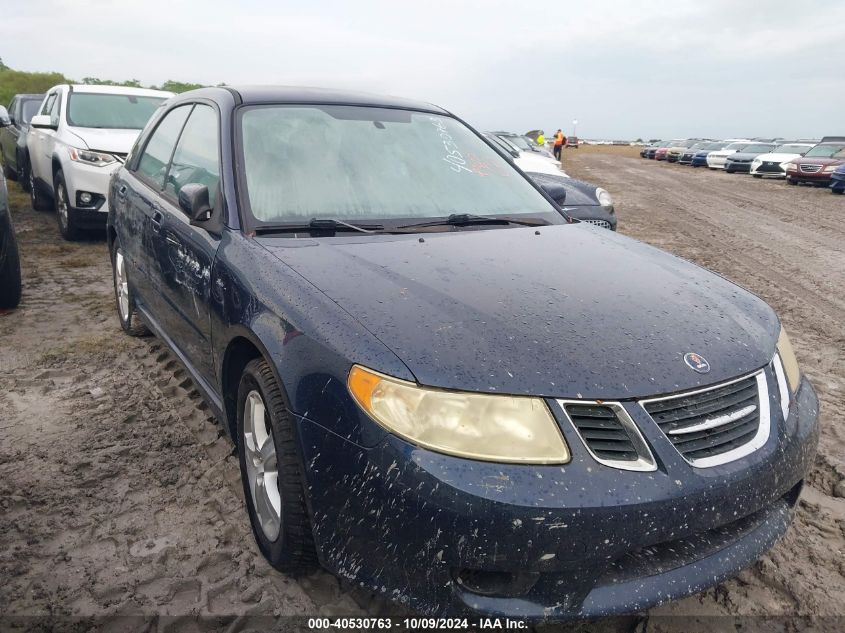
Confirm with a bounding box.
[117,184,127,200]
[151,210,164,233]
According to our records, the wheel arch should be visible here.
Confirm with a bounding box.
[220,330,291,443]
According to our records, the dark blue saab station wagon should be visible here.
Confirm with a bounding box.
[107,86,819,620]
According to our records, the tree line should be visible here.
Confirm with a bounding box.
[0,57,208,107]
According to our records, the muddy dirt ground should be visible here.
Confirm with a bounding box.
[1,150,843,632]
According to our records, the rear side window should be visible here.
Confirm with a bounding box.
[135,106,191,189]
[165,104,220,205]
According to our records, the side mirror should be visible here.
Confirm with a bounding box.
[539,180,567,206]
[30,114,55,130]
[178,183,213,222]
[0,106,10,127]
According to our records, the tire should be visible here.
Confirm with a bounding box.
[786,178,797,186]
[237,358,317,575]
[110,240,149,336]
[0,222,22,310]
[753,174,762,178]
[832,189,844,195]
[17,150,31,192]
[54,170,82,240]
[29,168,51,211]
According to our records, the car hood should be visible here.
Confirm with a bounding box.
[791,156,845,166]
[708,149,738,158]
[755,152,801,163]
[66,127,142,154]
[514,153,568,177]
[258,225,778,399]
[728,152,767,161]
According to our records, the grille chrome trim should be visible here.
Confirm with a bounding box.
[799,164,822,173]
[667,404,757,436]
[557,400,657,472]
[640,370,770,468]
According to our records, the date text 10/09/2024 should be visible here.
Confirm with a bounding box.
[307,618,528,630]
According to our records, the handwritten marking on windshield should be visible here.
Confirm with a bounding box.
[430,117,473,174]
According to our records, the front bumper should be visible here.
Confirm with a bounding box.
[691,156,708,167]
[726,161,752,173]
[830,172,845,192]
[786,169,833,184]
[750,162,786,177]
[707,156,729,169]
[296,372,819,620]
[64,159,119,216]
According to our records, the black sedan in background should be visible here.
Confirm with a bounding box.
[108,86,817,620]
[725,143,777,173]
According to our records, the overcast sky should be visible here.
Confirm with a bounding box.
[3,0,843,140]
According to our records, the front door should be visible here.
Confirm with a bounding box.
[121,104,193,306]
[149,103,221,386]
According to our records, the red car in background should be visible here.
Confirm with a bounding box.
[785,137,845,186]
[654,140,680,161]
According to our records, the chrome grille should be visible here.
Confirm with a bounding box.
[583,219,612,230]
[641,371,770,467]
[799,164,822,173]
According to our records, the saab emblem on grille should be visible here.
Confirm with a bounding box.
[684,352,710,373]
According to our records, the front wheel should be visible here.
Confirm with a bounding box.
[55,170,82,240]
[111,241,149,336]
[237,358,317,574]
[786,178,797,186]
[29,168,51,211]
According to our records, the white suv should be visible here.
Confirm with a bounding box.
[27,85,172,239]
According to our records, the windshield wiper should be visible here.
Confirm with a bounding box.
[254,218,386,235]
[398,213,549,229]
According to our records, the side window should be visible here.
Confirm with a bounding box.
[8,98,17,124]
[40,93,57,116]
[135,105,191,190]
[165,105,220,205]
[48,92,62,127]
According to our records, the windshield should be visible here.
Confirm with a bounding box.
[702,142,726,150]
[804,143,845,158]
[239,105,558,226]
[21,99,41,124]
[774,143,812,154]
[67,93,167,129]
[724,143,749,151]
[741,144,775,153]
[502,135,532,151]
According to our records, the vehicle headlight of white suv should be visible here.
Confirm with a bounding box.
[67,147,118,167]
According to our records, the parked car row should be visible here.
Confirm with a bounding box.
[640,137,845,193]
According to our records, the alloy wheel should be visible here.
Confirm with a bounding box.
[57,183,68,229]
[114,250,130,322]
[243,390,282,541]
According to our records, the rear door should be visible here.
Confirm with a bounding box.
[118,104,192,305]
[149,103,221,385]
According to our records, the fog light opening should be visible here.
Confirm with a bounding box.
[79,192,93,204]
[453,568,539,597]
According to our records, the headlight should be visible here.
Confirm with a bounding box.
[780,161,793,170]
[68,147,117,167]
[823,165,837,173]
[347,365,570,463]
[786,163,798,171]
[595,188,613,207]
[773,327,801,419]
